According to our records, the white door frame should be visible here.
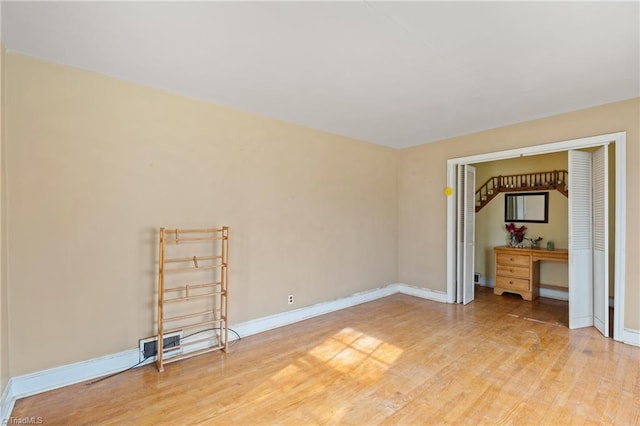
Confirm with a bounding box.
[445,132,627,343]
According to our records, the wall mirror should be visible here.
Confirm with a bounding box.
[504,192,549,223]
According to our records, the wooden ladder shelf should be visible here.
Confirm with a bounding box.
[156,226,229,372]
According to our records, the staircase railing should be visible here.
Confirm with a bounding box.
[475,170,568,212]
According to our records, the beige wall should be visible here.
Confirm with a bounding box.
[3,51,639,379]
[0,42,8,393]
[474,152,569,287]
[5,53,399,375]
[398,98,639,331]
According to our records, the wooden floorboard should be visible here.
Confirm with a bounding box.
[10,286,640,425]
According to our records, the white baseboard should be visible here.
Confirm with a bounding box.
[479,281,616,308]
[11,349,140,397]
[478,280,571,302]
[232,284,399,339]
[540,287,569,301]
[1,348,140,423]
[539,289,613,308]
[397,284,448,303]
[0,379,13,423]
[232,283,446,340]
[1,282,436,417]
[621,328,640,347]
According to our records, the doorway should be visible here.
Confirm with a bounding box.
[472,154,569,294]
[445,132,627,342]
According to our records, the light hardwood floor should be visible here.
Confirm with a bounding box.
[11,287,639,425]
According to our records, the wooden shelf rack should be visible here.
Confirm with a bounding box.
[156,226,229,372]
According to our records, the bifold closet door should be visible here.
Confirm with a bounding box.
[568,150,594,329]
[568,147,609,334]
[592,146,609,337]
[456,164,476,305]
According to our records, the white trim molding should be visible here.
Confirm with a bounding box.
[621,328,640,347]
[397,284,448,303]
[612,133,626,343]
[232,284,398,339]
[478,281,616,307]
[478,280,570,301]
[232,283,447,340]
[540,287,569,301]
[0,379,13,423]
[1,349,140,423]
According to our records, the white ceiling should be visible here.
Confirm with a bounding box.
[2,1,639,148]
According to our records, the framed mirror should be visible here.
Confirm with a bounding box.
[504,192,549,223]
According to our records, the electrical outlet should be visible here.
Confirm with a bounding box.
[288,294,294,304]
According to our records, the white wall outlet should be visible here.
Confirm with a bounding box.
[288,294,294,305]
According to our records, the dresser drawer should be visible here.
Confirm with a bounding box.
[496,264,530,279]
[496,276,530,292]
[496,253,530,267]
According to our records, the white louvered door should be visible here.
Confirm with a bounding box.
[592,146,609,336]
[463,165,476,304]
[456,166,465,303]
[568,150,594,329]
[456,165,476,304]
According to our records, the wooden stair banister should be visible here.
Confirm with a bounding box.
[475,170,568,212]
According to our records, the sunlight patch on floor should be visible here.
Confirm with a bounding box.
[309,327,403,377]
[224,328,404,423]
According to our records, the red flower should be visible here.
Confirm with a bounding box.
[505,222,527,243]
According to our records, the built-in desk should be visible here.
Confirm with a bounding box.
[494,246,569,300]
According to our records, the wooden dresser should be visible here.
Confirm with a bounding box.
[494,246,569,301]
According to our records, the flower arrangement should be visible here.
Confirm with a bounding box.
[505,222,527,244]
